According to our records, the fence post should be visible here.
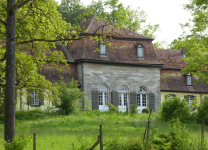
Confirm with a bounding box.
[202,121,205,150]
[100,125,103,150]
[33,133,36,150]
[146,121,151,142]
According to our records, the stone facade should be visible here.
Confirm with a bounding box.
[81,63,161,112]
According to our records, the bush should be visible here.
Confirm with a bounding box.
[196,97,208,124]
[56,79,85,115]
[106,102,118,113]
[159,96,191,122]
[130,103,138,114]
[142,108,149,114]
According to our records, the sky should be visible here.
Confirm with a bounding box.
[56,0,192,48]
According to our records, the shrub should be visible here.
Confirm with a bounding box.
[159,96,191,122]
[106,102,118,113]
[130,103,138,114]
[196,96,208,124]
[56,79,85,115]
[142,108,149,114]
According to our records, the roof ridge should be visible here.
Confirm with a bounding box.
[122,28,153,40]
[86,16,95,32]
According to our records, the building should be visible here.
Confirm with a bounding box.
[155,48,208,105]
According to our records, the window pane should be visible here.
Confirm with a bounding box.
[99,92,103,105]
[104,93,109,104]
[137,47,143,57]
[124,93,127,106]
[187,76,192,85]
[142,94,147,106]
[137,94,141,106]
[100,44,106,54]
[118,93,122,106]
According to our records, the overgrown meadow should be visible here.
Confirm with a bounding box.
[0,110,208,150]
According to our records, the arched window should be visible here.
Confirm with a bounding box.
[118,86,128,108]
[137,87,147,107]
[98,85,110,106]
[137,44,144,58]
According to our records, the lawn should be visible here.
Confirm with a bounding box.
[0,110,207,149]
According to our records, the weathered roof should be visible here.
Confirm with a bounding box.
[78,16,153,40]
[155,49,185,69]
[68,37,163,65]
[40,63,79,84]
[160,69,208,93]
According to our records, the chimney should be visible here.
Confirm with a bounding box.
[181,47,186,56]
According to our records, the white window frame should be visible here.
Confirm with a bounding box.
[118,86,128,106]
[98,85,110,105]
[31,90,39,106]
[137,87,147,107]
[187,95,194,106]
[137,44,144,58]
[100,43,106,55]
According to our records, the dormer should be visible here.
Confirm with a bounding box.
[186,74,192,86]
[137,44,144,59]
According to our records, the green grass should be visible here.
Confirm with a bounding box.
[0,110,208,149]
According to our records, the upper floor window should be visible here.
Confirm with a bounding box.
[186,75,192,86]
[100,43,106,55]
[137,44,144,58]
[184,95,195,106]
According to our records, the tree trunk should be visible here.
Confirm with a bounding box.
[5,0,17,142]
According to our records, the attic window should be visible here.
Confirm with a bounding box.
[186,75,192,86]
[137,44,144,58]
[100,43,106,55]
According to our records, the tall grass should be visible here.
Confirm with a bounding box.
[0,110,208,149]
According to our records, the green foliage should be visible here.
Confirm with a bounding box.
[106,102,118,113]
[142,108,149,114]
[4,125,31,150]
[56,78,85,115]
[169,0,208,84]
[159,96,191,122]
[196,96,208,124]
[15,109,58,121]
[153,118,191,150]
[130,103,138,114]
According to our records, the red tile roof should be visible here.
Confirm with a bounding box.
[68,37,163,65]
[154,49,185,69]
[160,70,208,93]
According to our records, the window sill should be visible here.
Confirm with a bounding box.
[100,54,107,57]
[31,105,41,107]
[138,57,144,60]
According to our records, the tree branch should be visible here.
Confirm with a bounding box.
[0,19,6,26]
[16,37,84,44]
[11,0,33,13]
[16,2,33,21]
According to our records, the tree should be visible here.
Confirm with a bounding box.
[169,0,208,84]
[0,0,77,142]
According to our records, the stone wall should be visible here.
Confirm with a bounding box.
[82,63,161,112]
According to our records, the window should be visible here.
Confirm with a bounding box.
[137,44,144,58]
[165,94,176,99]
[184,95,195,106]
[118,86,128,107]
[98,85,110,105]
[31,90,39,105]
[27,89,44,106]
[100,43,106,55]
[186,75,192,86]
[137,87,147,107]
